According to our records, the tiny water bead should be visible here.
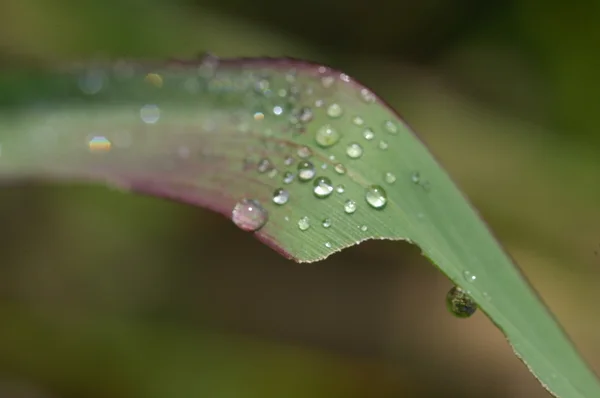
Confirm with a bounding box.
[344,199,357,214]
[384,120,398,134]
[283,172,295,184]
[411,172,421,184]
[446,286,477,318]
[322,218,332,228]
[362,128,375,140]
[346,143,363,159]
[297,161,316,181]
[352,116,364,126]
[326,103,343,118]
[365,185,388,209]
[360,225,368,232]
[313,177,334,198]
[334,163,346,175]
[298,216,311,231]
[297,146,312,158]
[257,158,273,173]
[378,140,389,150]
[232,199,268,232]
[384,172,396,184]
[298,107,314,123]
[336,184,345,194]
[463,270,477,283]
[315,124,341,147]
[272,188,289,205]
[140,104,160,124]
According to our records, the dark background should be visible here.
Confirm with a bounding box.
[0,0,599,397]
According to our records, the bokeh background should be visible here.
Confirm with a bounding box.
[1,0,600,397]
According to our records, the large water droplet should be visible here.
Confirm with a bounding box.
[326,103,343,118]
[344,199,357,214]
[313,177,334,198]
[334,163,346,175]
[140,104,160,124]
[297,161,316,181]
[272,188,289,205]
[365,185,387,209]
[346,143,363,159]
[384,172,396,184]
[232,199,268,232]
[316,124,341,147]
[297,146,312,159]
[446,286,477,318]
[322,218,332,228]
[362,128,375,140]
[298,216,311,231]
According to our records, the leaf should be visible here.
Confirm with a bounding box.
[0,56,598,397]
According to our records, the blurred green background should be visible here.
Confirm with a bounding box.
[1,0,600,397]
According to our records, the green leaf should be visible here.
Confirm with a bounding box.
[0,56,598,397]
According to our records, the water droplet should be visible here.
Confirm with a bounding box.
[313,177,334,198]
[362,128,375,140]
[446,286,477,318]
[298,107,313,123]
[352,116,364,126]
[232,199,268,232]
[272,188,289,205]
[297,146,312,158]
[297,161,316,181]
[257,158,272,173]
[463,270,477,283]
[267,168,278,179]
[272,105,284,115]
[326,103,343,118]
[384,120,398,134]
[298,216,310,231]
[283,172,295,184]
[325,242,332,248]
[379,140,389,150]
[360,225,368,232]
[321,76,335,88]
[365,185,387,209]
[334,163,346,175]
[482,291,491,301]
[320,163,327,170]
[140,104,160,124]
[316,124,341,147]
[336,184,345,194]
[88,136,111,152]
[344,199,357,214]
[284,156,294,166]
[360,88,376,103]
[322,218,332,228]
[384,172,396,184]
[346,143,363,159]
[411,172,421,184]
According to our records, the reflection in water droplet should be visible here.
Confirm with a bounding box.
[88,136,112,152]
[272,188,289,205]
[326,103,343,118]
[313,177,334,198]
[316,124,341,147]
[298,216,310,231]
[297,161,316,181]
[384,120,398,134]
[384,172,396,184]
[140,104,160,124]
[365,185,387,209]
[463,270,477,282]
[297,146,312,158]
[232,199,268,232]
[346,143,363,159]
[379,141,389,150]
[352,116,364,126]
[344,199,357,214]
[446,286,477,318]
[334,163,346,175]
[257,158,272,173]
[283,172,295,184]
[362,128,375,140]
[336,184,345,194]
[322,218,332,228]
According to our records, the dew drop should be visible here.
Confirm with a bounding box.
[352,116,365,126]
[384,172,396,184]
[360,88,376,103]
[232,199,268,232]
[336,184,345,194]
[283,172,295,184]
[325,242,332,248]
[297,146,312,158]
[140,104,160,124]
[463,270,477,283]
[297,161,316,181]
[284,156,294,166]
[298,107,313,123]
[298,216,311,231]
[334,163,346,175]
[365,185,387,209]
[316,124,341,147]
[313,177,334,198]
[322,218,332,228]
[272,105,284,115]
[257,158,272,173]
[326,103,343,118]
[411,172,421,184]
[321,76,335,88]
[379,140,389,150]
[446,286,477,318]
[362,128,375,140]
[272,188,289,205]
[360,225,368,232]
[346,143,363,159]
[344,199,357,214]
[384,120,399,134]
